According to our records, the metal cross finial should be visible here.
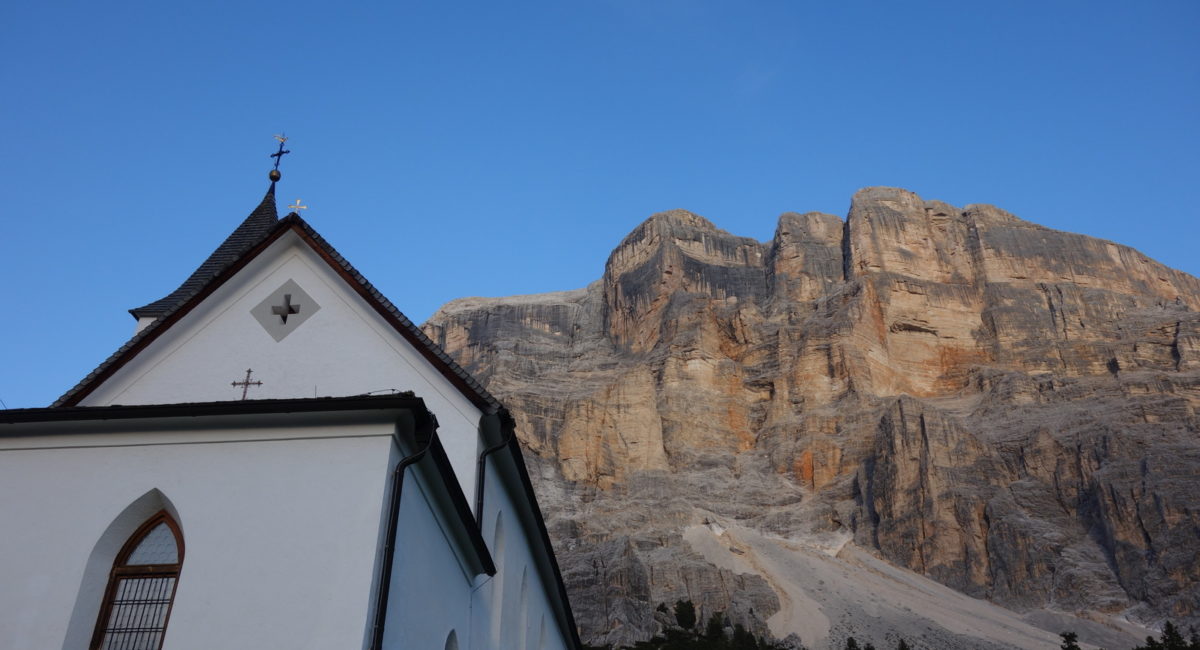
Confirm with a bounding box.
[231,368,263,400]
[270,134,291,171]
[288,199,307,213]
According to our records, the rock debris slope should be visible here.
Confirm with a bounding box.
[423,187,1200,649]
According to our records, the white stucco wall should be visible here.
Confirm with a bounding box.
[383,468,482,650]
[78,231,484,503]
[473,461,571,650]
[0,421,396,650]
[384,453,571,650]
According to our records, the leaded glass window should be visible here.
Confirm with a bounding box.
[90,511,183,650]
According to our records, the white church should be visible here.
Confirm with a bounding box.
[0,160,582,650]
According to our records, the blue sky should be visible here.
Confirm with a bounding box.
[2,1,1197,408]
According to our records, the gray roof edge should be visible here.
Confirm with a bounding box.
[8,394,429,425]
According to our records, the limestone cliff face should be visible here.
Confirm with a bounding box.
[424,188,1200,648]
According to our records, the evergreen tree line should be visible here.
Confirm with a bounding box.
[581,600,916,650]
[1060,621,1200,650]
[583,601,1200,650]
[580,600,784,650]
[840,636,910,650]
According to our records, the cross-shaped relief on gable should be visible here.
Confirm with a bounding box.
[251,279,321,342]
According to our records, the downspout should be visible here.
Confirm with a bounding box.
[370,410,437,650]
[474,409,516,529]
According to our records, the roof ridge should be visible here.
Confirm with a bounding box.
[129,185,279,319]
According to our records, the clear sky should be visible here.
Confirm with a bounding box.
[2,1,1197,408]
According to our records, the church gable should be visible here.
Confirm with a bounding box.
[76,227,456,408]
[59,207,496,414]
[60,197,499,498]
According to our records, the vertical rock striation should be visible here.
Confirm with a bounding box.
[424,188,1200,648]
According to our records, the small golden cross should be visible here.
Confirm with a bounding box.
[289,199,308,212]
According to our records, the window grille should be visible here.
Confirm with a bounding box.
[90,511,183,650]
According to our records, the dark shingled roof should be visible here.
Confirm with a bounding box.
[129,185,281,319]
[56,188,501,413]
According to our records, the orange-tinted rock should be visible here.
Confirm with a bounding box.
[424,188,1200,647]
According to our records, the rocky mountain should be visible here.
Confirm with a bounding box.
[423,187,1200,650]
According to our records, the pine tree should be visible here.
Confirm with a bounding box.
[673,600,697,630]
[896,639,911,650]
[1132,622,1192,650]
[845,638,860,650]
[1061,631,1083,650]
[1162,622,1188,650]
[732,624,756,649]
[705,612,725,640]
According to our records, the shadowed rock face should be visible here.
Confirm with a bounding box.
[424,187,1200,648]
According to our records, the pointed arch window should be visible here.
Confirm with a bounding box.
[90,511,183,650]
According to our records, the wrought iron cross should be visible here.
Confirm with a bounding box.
[231,368,263,400]
[270,134,290,171]
[271,293,301,324]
